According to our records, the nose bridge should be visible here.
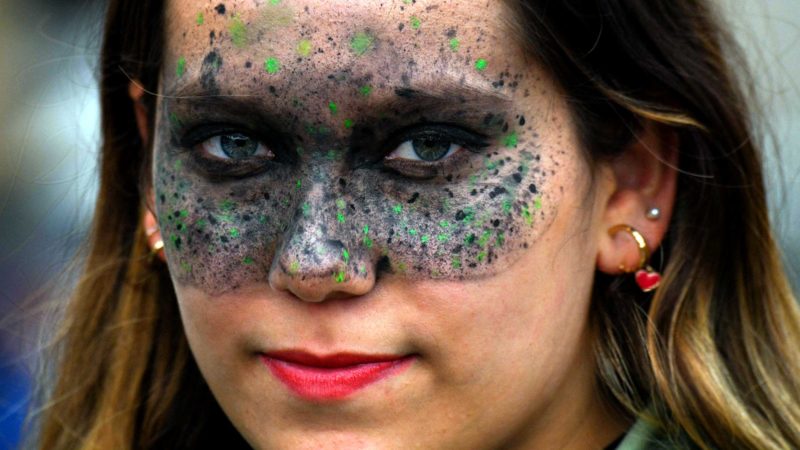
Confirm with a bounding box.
[268,169,375,302]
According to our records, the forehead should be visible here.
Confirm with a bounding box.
[162,0,535,90]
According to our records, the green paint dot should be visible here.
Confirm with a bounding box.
[350,31,375,55]
[336,198,346,210]
[180,209,189,217]
[196,12,204,25]
[495,231,505,247]
[289,261,300,275]
[270,0,281,4]
[230,228,240,238]
[328,101,338,114]
[258,215,267,224]
[295,179,302,190]
[363,236,373,248]
[243,256,254,265]
[229,14,247,47]
[220,199,235,211]
[176,57,187,78]
[534,197,543,210]
[396,261,407,273]
[302,202,311,216]
[359,85,372,96]
[393,204,403,214]
[485,156,498,170]
[408,228,417,236]
[439,220,451,228]
[218,213,233,223]
[465,234,476,245]
[169,113,183,128]
[475,58,488,71]
[363,225,370,234]
[195,219,207,230]
[503,199,513,214]
[449,38,460,52]
[460,207,475,222]
[359,265,367,275]
[410,16,421,29]
[264,57,280,74]
[342,249,350,264]
[452,256,462,269]
[421,235,430,244]
[477,251,487,262]
[325,149,339,160]
[334,271,346,283]
[522,205,533,226]
[297,39,313,57]
[478,230,492,247]
[337,212,346,223]
[503,131,519,148]
[344,118,354,129]
[180,260,192,273]
[437,233,449,242]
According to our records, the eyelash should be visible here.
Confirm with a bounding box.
[178,123,489,179]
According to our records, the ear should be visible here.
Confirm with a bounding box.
[596,121,678,274]
[129,81,165,261]
[128,81,150,145]
[143,206,166,262]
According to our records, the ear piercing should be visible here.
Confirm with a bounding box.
[645,207,661,220]
[607,224,662,292]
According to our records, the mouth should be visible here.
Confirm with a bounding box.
[261,350,417,401]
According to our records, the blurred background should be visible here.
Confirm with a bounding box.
[0,0,797,448]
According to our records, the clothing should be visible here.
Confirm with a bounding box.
[609,418,689,449]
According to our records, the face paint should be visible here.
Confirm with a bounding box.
[155,2,558,297]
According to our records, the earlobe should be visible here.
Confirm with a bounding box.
[128,81,150,145]
[143,205,166,263]
[596,121,678,276]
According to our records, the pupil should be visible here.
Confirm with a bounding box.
[412,138,451,161]
[220,134,258,159]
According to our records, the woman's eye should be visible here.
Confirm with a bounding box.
[199,133,274,160]
[386,137,461,162]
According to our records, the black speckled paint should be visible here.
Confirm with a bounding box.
[154,1,557,296]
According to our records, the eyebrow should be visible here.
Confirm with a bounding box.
[162,78,513,114]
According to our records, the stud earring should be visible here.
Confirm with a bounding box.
[645,207,661,221]
[607,224,662,292]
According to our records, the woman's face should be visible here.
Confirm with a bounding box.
[152,0,621,447]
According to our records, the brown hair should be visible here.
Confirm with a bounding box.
[30,0,800,449]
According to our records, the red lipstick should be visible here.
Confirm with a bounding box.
[261,350,415,401]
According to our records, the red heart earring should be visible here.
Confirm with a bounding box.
[607,224,662,292]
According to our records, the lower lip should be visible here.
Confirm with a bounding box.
[261,355,415,401]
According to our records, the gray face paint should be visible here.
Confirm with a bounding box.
[153,2,554,296]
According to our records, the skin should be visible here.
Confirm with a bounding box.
[140,0,677,448]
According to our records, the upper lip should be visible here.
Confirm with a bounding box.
[263,350,408,368]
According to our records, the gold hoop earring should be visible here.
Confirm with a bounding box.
[607,224,662,292]
[146,226,165,263]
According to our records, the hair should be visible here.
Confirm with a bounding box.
[28,0,800,449]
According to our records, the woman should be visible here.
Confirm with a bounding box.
[30,0,800,448]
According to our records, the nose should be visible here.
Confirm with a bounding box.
[268,186,376,303]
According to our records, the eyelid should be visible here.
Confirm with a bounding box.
[179,124,258,148]
[385,123,490,153]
